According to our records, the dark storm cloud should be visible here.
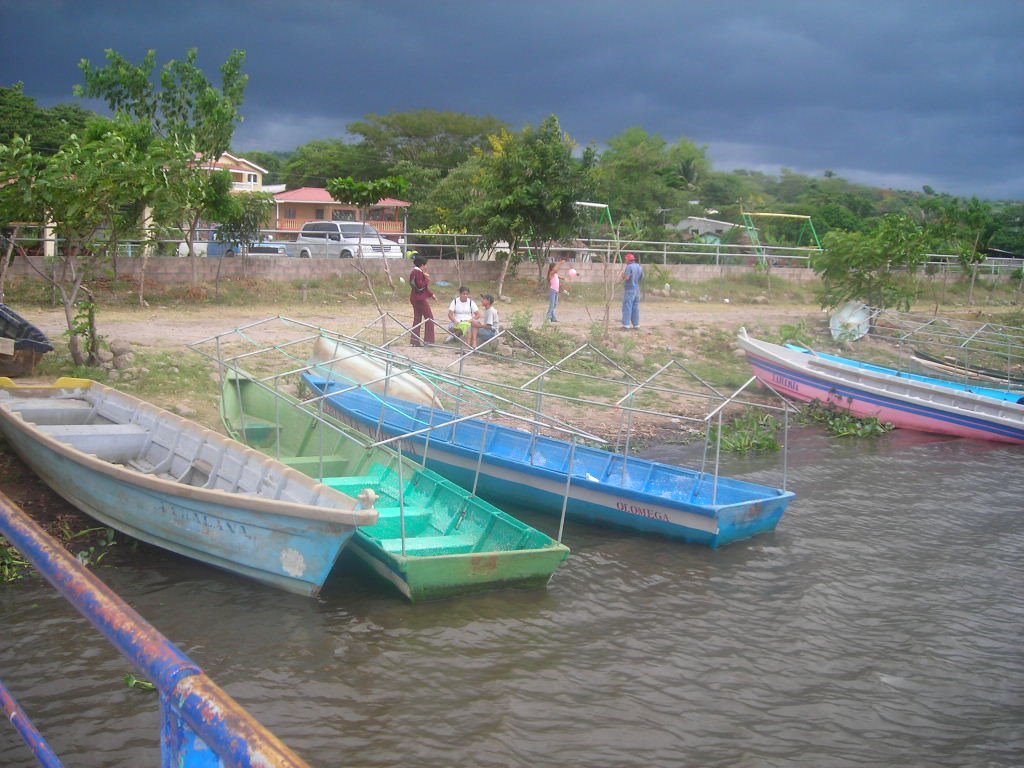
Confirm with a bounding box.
[1,0,1022,198]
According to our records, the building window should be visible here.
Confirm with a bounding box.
[332,209,356,221]
[283,207,296,219]
[315,208,325,219]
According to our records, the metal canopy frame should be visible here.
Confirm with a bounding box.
[190,316,796,503]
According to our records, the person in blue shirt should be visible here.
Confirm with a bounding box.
[620,253,644,329]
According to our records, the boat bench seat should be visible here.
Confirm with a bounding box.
[11,399,94,425]
[235,416,279,444]
[375,505,433,523]
[322,471,386,494]
[376,532,479,555]
[37,423,147,438]
[282,454,352,478]
[37,422,149,461]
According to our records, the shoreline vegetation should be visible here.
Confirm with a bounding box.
[2,272,1022,579]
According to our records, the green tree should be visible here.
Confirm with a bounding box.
[388,159,443,230]
[215,192,275,256]
[325,176,410,298]
[0,83,92,153]
[594,127,694,236]
[666,136,711,192]
[810,213,930,311]
[990,202,1024,255]
[0,119,166,364]
[75,47,249,273]
[464,115,595,297]
[926,196,998,305]
[421,155,484,233]
[348,110,508,176]
[281,139,375,189]
[150,161,235,269]
[76,48,247,160]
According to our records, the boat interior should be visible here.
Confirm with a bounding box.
[1,385,351,509]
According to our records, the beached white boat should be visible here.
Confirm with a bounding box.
[0,377,379,596]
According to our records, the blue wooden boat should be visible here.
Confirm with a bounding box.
[0,377,379,597]
[785,344,1024,404]
[0,303,53,377]
[302,374,795,548]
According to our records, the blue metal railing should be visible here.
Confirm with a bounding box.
[0,490,312,768]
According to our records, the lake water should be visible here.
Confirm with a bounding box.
[2,428,1022,767]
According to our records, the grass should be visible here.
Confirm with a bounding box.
[35,347,223,427]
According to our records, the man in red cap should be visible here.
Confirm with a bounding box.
[620,253,644,329]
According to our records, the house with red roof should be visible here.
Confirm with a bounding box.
[273,187,411,237]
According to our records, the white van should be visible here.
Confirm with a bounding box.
[290,221,403,259]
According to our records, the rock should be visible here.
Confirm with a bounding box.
[112,352,135,369]
[172,404,197,419]
[109,338,134,356]
[96,349,114,364]
[751,295,770,304]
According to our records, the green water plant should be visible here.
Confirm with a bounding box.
[710,409,782,453]
[124,673,157,691]
[71,526,117,567]
[1,537,29,582]
[800,400,893,437]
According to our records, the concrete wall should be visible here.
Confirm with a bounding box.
[5,253,820,287]
[6,255,504,286]
[18,254,1007,290]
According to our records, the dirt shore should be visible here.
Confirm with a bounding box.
[24,292,823,359]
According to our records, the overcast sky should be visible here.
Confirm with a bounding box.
[2,0,1022,200]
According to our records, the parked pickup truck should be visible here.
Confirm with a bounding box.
[288,221,403,259]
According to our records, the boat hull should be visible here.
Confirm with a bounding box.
[220,376,569,602]
[0,379,373,597]
[740,334,1024,444]
[307,380,794,548]
[0,303,53,377]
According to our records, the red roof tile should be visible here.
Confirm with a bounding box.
[273,187,410,206]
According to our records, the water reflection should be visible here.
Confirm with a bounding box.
[3,426,1022,767]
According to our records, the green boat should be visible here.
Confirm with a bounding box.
[220,373,570,602]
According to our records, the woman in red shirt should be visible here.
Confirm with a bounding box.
[409,255,436,346]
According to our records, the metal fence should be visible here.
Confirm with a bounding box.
[5,228,1021,275]
[0,490,311,768]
